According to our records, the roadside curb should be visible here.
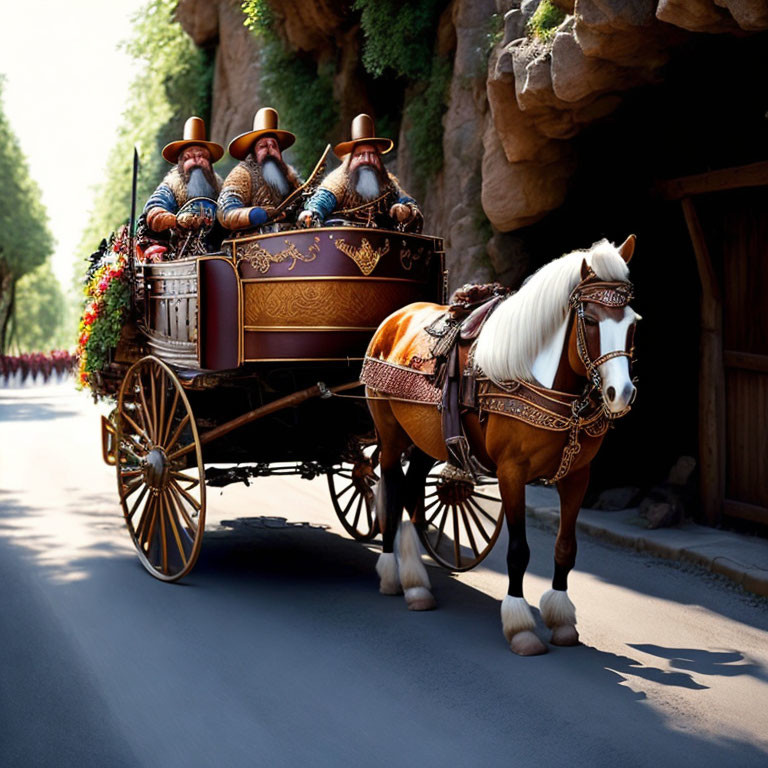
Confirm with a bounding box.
[525,486,768,598]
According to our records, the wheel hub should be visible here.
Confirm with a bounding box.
[436,480,474,505]
[144,447,170,491]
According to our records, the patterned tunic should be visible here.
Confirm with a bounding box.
[303,165,419,227]
[143,167,223,231]
[217,156,302,230]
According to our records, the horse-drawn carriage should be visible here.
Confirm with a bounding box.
[99,225,504,582]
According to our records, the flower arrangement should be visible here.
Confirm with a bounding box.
[76,226,132,392]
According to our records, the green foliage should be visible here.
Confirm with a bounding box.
[259,39,337,174]
[74,0,213,291]
[527,0,566,42]
[354,0,446,79]
[0,77,54,352]
[241,0,273,33]
[405,54,452,188]
[83,278,130,374]
[12,261,69,352]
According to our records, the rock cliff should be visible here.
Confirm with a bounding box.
[175,0,768,287]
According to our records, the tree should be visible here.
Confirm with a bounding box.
[0,76,54,353]
[12,261,69,352]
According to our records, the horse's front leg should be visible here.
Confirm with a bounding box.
[540,465,590,646]
[498,462,547,656]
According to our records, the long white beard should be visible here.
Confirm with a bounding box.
[187,167,216,199]
[355,166,381,201]
[262,157,290,198]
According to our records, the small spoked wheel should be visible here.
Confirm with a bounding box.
[115,356,206,581]
[418,466,503,572]
[327,443,379,541]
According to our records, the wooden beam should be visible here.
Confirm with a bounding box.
[658,160,768,200]
[724,350,768,374]
[681,198,725,526]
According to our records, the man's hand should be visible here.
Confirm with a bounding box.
[148,210,177,232]
[390,203,412,223]
[298,210,319,228]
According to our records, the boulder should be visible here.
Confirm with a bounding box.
[656,0,739,32]
[176,0,219,45]
[551,30,644,102]
[486,231,530,286]
[481,115,575,231]
[718,0,768,30]
[592,486,642,510]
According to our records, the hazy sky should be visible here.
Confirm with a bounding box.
[0,0,147,286]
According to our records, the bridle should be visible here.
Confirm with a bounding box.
[568,276,636,417]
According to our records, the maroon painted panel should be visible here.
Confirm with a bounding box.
[243,330,373,361]
[231,227,443,283]
[199,258,239,370]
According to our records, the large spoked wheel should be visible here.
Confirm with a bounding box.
[418,467,503,572]
[327,443,379,541]
[115,356,206,582]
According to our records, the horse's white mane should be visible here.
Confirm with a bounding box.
[474,239,630,383]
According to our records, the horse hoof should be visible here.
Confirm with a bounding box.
[405,587,436,611]
[551,625,580,646]
[509,630,548,656]
[380,584,403,595]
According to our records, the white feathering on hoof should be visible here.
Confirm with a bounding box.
[396,520,431,591]
[376,552,401,594]
[500,595,536,643]
[539,589,576,629]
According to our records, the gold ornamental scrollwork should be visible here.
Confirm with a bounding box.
[237,236,320,274]
[334,237,389,276]
[400,241,427,271]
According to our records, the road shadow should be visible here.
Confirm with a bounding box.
[629,644,768,683]
[3,498,768,766]
[0,396,78,422]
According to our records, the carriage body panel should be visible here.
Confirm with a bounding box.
[137,227,444,372]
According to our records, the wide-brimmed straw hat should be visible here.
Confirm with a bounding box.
[228,107,296,160]
[161,116,224,163]
[333,113,393,159]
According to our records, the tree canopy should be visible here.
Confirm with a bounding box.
[0,76,54,353]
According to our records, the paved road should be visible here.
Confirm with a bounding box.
[1,384,768,767]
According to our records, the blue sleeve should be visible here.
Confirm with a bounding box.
[218,186,248,218]
[305,188,337,221]
[397,194,416,205]
[143,184,178,215]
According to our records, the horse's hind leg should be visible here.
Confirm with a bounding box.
[540,466,589,647]
[498,462,547,656]
[369,398,410,595]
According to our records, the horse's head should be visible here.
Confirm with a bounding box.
[567,235,639,415]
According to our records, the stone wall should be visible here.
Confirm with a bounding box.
[175,0,768,289]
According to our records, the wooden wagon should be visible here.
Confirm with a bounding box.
[101,226,503,581]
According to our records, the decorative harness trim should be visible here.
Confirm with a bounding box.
[476,276,635,485]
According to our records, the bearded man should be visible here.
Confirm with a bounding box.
[143,116,224,233]
[217,108,303,232]
[298,114,422,232]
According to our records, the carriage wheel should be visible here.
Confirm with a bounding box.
[115,356,206,582]
[327,443,379,541]
[417,466,503,572]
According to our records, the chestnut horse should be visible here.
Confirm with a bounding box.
[363,236,639,655]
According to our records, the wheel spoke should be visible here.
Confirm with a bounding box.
[136,495,156,545]
[161,387,180,446]
[351,494,363,531]
[433,504,449,552]
[157,369,166,448]
[459,503,480,558]
[121,476,145,499]
[333,481,355,499]
[169,485,197,531]
[170,470,200,490]
[149,367,159,446]
[120,410,151,446]
[136,376,155,443]
[472,490,501,503]
[169,477,202,513]
[467,495,499,525]
[165,414,191,455]
[127,485,149,521]
[163,493,188,568]
[464,499,492,543]
[452,504,461,568]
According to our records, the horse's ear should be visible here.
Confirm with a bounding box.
[580,258,590,280]
[618,234,636,263]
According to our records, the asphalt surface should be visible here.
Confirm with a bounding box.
[1,383,768,767]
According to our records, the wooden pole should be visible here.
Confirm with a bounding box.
[681,197,725,525]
